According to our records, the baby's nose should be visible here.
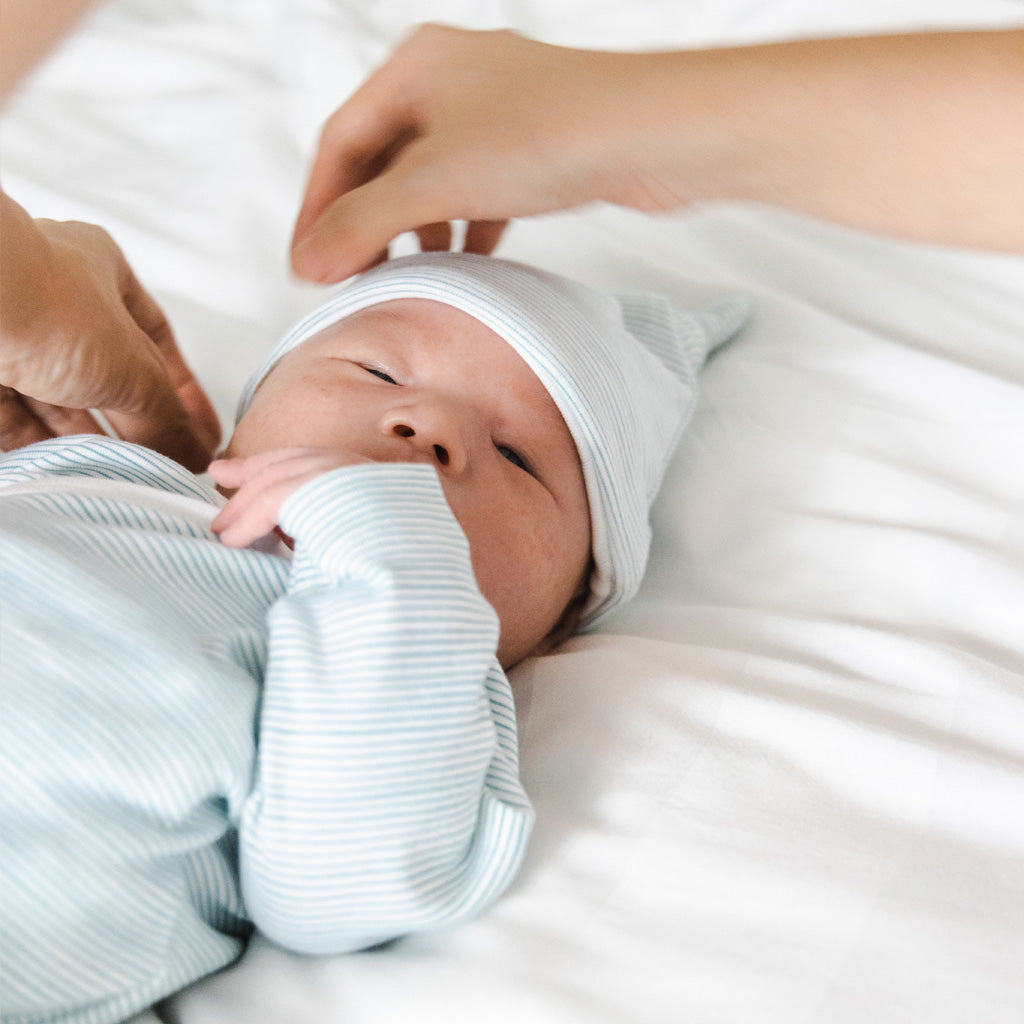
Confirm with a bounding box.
[383,406,468,473]
[390,421,453,467]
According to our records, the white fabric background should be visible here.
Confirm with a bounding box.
[3,3,1024,1022]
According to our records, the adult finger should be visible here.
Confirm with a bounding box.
[415,221,453,253]
[291,52,421,250]
[24,396,105,438]
[0,386,102,451]
[103,274,222,471]
[0,386,54,450]
[122,270,221,447]
[291,143,458,283]
[463,219,508,256]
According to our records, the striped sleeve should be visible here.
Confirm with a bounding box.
[238,462,533,954]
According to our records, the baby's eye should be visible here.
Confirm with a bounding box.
[363,366,397,384]
[496,444,529,472]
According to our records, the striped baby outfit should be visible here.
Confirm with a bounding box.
[0,436,532,1024]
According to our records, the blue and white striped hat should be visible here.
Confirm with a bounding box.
[238,253,749,628]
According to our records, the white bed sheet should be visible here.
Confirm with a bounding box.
[3,3,1024,1023]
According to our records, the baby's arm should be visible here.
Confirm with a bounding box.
[215,452,533,954]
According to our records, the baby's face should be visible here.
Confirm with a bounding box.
[227,298,592,667]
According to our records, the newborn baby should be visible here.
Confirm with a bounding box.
[0,253,747,1024]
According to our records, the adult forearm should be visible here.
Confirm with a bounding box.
[614,29,1024,250]
[292,25,1024,282]
[0,0,98,102]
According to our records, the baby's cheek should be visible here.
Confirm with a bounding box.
[521,519,581,609]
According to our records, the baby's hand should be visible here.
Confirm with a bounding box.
[209,447,371,549]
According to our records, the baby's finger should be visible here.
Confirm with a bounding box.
[213,468,311,547]
[213,489,285,548]
[212,450,338,546]
[207,457,250,490]
[208,448,315,489]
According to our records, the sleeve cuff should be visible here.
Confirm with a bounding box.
[278,462,476,588]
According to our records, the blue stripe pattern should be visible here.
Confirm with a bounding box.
[0,436,532,1024]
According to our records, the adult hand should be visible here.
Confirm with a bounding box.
[1,196,221,471]
[290,24,670,284]
[291,24,1024,283]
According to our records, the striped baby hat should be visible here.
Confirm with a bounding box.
[238,252,749,628]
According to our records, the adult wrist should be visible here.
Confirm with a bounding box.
[570,45,777,213]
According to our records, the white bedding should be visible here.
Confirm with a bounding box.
[3,2,1024,1022]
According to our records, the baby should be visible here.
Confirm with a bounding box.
[0,253,746,1024]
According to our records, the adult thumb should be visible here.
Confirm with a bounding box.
[291,155,452,284]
